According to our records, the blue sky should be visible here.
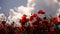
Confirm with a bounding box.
[0,0,27,16]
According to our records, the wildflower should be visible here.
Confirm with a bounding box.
[43,25,47,29]
[1,21,6,25]
[49,28,55,33]
[43,20,48,24]
[19,14,28,25]
[21,14,27,20]
[19,25,24,32]
[39,21,43,26]
[58,14,60,18]
[15,31,19,34]
[29,16,34,21]
[19,18,28,25]
[32,19,39,25]
[7,26,14,29]
[31,13,37,17]
[38,9,45,14]
[47,22,53,27]
[50,17,58,24]
[0,27,3,30]
[36,16,42,21]
[28,25,34,29]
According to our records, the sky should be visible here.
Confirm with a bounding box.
[0,0,27,16]
[0,0,60,23]
[0,0,60,16]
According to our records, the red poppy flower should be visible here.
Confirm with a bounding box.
[15,31,19,34]
[36,16,42,21]
[29,16,34,21]
[31,13,37,17]
[21,14,27,20]
[7,26,14,29]
[19,19,25,25]
[28,25,34,29]
[1,21,6,24]
[39,21,43,25]
[40,22,46,29]
[39,22,43,28]
[38,9,45,14]
[15,26,19,28]
[50,17,58,24]
[28,14,37,21]
[19,14,28,25]
[43,20,48,24]
[20,19,25,23]
[49,28,55,33]
[40,25,43,28]
[47,22,53,27]
[32,20,39,25]
[32,17,42,25]
[19,25,24,32]
[23,14,27,17]
[19,18,29,25]
[0,27,3,30]
[43,25,47,29]
[58,14,60,18]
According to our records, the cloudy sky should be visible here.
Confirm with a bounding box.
[0,0,60,17]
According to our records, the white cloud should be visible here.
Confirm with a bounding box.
[53,0,58,3]
[58,2,60,5]
[8,0,35,22]
[0,13,6,21]
[57,8,60,14]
